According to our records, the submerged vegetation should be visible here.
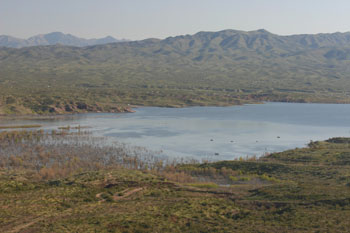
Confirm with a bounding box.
[1,130,350,232]
[0,129,174,180]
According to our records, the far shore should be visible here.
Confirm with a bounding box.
[1,100,350,120]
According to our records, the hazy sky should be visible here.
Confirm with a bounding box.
[1,0,350,40]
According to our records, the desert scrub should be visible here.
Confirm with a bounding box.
[2,135,350,232]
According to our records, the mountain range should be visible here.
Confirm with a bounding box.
[0,32,128,48]
[1,29,350,114]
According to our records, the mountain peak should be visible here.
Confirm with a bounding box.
[0,32,127,48]
[256,29,271,33]
[46,32,65,36]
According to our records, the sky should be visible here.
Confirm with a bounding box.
[1,0,350,40]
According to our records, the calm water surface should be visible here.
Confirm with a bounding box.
[3,103,350,160]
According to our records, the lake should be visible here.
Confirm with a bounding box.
[2,102,350,161]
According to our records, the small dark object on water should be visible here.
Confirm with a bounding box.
[230,141,234,143]
[277,136,281,139]
[210,139,214,141]
[214,153,219,156]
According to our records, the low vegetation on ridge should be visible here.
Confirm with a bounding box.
[2,29,350,115]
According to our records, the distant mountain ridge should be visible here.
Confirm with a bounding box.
[1,29,350,97]
[157,29,350,53]
[2,29,350,114]
[0,32,128,48]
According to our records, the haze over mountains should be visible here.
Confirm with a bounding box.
[0,32,128,48]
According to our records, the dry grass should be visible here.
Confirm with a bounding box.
[0,124,42,129]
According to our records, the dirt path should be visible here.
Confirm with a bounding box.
[113,187,143,201]
[6,217,44,233]
[95,187,144,203]
[6,185,143,232]
[95,192,104,202]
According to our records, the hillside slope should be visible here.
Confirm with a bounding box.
[1,29,350,114]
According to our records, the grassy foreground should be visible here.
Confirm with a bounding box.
[1,131,350,232]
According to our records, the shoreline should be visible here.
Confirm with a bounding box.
[2,100,350,120]
[1,102,349,161]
